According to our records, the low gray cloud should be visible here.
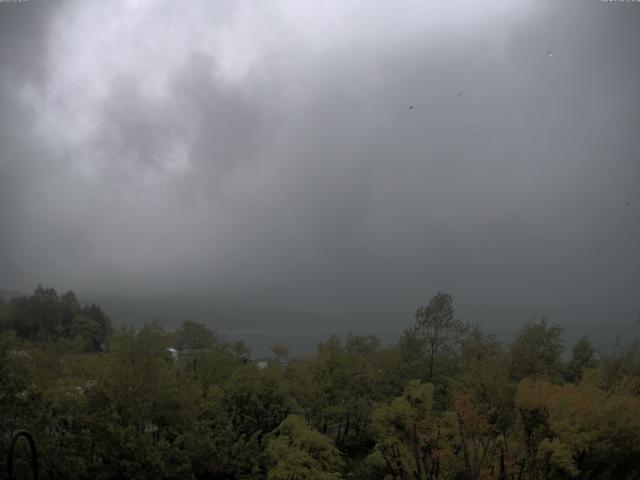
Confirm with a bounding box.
[1,0,639,344]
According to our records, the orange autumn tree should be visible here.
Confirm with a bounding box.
[453,394,510,480]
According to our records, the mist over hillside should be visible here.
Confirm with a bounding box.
[0,289,28,301]
[82,293,407,356]
[4,285,637,356]
[84,291,638,357]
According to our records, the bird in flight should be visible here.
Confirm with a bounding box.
[409,105,414,109]
[626,202,632,206]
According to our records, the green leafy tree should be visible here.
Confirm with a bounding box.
[370,380,460,479]
[267,415,343,480]
[175,319,218,351]
[0,299,17,337]
[345,333,380,356]
[599,339,640,393]
[79,302,112,350]
[2,287,111,350]
[221,366,295,478]
[565,336,597,383]
[515,373,640,478]
[510,318,565,382]
[413,292,468,383]
[227,339,252,360]
[455,327,516,438]
[294,334,382,453]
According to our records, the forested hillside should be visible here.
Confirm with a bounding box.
[1,287,639,479]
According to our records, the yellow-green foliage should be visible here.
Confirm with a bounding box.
[267,415,343,480]
[516,372,640,478]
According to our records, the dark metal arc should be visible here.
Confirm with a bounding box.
[6,430,39,480]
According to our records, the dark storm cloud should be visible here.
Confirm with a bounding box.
[0,0,639,344]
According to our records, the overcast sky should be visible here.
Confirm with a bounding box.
[1,0,639,341]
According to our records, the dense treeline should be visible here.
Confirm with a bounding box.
[1,287,640,479]
[0,286,111,351]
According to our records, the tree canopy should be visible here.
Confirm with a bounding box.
[1,287,639,479]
